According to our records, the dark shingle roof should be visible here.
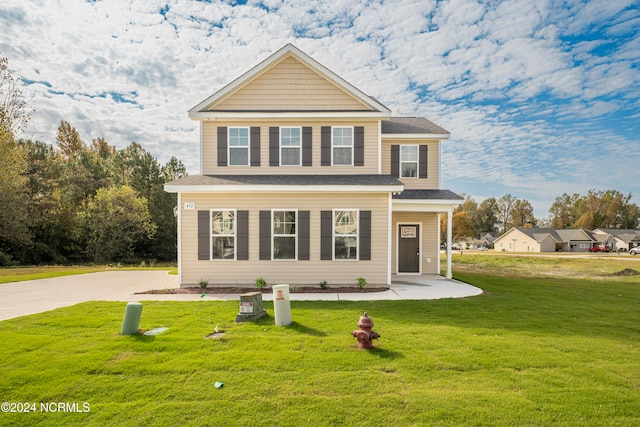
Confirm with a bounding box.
[165,174,403,187]
[393,189,463,201]
[382,117,449,135]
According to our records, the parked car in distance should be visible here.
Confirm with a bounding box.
[630,247,640,256]
[588,245,610,253]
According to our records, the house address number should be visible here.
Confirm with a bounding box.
[184,202,196,210]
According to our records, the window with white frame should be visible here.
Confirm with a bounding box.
[211,210,235,260]
[334,209,358,259]
[280,127,301,166]
[272,210,297,260]
[228,127,249,166]
[400,145,418,177]
[332,127,353,166]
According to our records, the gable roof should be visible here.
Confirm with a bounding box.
[498,228,597,244]
[382,117,450,138]
[189,44,391,120]
[593,229,640,242]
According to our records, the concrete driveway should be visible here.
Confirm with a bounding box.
[0,271,176,321]
[0,271,482,321]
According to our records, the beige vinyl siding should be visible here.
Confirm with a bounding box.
[392,212,440,275]
[179,192,389,287]
[381,138,440,190]
[495,229,546,252]
[202,120,379,175]
[214,56,370,111]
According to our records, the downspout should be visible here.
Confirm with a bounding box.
[177,193,182,285]
[446,209,452,279]
[387,192,392,286]
[437,213,441,275]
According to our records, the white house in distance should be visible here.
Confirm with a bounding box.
[592,229,640,251]
[165,44,463,287]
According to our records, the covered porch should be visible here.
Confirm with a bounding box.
[391,189,463,280]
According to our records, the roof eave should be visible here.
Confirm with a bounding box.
[382,133,451,140]
[164,184,404,193]
[189,110,392,120]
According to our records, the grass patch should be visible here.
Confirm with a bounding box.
[0,256,639,425]
[0,264,177,285]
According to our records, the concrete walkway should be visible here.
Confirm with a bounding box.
[0,271,482,321]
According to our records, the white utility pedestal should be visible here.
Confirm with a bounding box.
[272,284,291,326]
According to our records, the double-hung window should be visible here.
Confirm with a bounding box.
[332,127,353,166]
[211,210,236,260]
[272,210,297,260]
[334,209,358,260]
[280,127,301,166]
[400,145,418,177]
[228,127,249,166]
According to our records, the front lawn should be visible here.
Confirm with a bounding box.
[0,256,639,426]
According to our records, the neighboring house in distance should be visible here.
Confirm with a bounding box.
[164,44,463,287]
[494,228,597,252]
[477,232,500,248]
[592,229,640,251]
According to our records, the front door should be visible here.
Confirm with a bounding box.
[398,225,420,273]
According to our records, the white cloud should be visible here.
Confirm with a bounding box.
[1,0,638,217]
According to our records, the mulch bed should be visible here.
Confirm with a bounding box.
[136,286,389,295]
[611,268,640,276]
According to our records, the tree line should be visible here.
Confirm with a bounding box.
[447,191,640,243]
[0,53,186,265]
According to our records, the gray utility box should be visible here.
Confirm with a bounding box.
[235,292,266,322]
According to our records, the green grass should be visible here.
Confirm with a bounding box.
[0,256,639,426]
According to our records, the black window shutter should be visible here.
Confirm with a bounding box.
[391,145,399,177]
[237,210,249,260]
[321,126,331,166]
[419,145,428,178]
[259,210,271,260]
[269,127,279,166]
[197,210,210,260]
[360,211,371,260]
[354,126,364,166]
[217,127,228,167]
[302,127,312,166]
[320,210,332,260]
[298,211,310,260]
[250,127,260,167]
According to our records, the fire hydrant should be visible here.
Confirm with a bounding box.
[352,312,380,349]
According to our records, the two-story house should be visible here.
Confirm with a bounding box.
[164,44,462,288]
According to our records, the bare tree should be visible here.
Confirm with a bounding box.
[0,53,32,135]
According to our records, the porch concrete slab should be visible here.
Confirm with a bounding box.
[0,271,482,321]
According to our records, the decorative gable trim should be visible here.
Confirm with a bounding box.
[189,44,391,119]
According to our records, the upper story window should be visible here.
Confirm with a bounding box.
[332,127,353,166]
[211,209,236,260]
[400,145,418,177]
[280,127,301,166]
[272,210,297,260]
[228,127,249,166]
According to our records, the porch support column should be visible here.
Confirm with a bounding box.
[446,209,453,279]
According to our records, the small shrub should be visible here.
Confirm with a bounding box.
[199,278,209,290]
[357,277,367,289]
[140,261,146,268]
[255,277,268,289]
[319,280,328,289]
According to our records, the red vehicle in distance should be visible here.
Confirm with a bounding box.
[588,244,610,253]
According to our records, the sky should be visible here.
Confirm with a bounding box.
[1,0,638,218]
